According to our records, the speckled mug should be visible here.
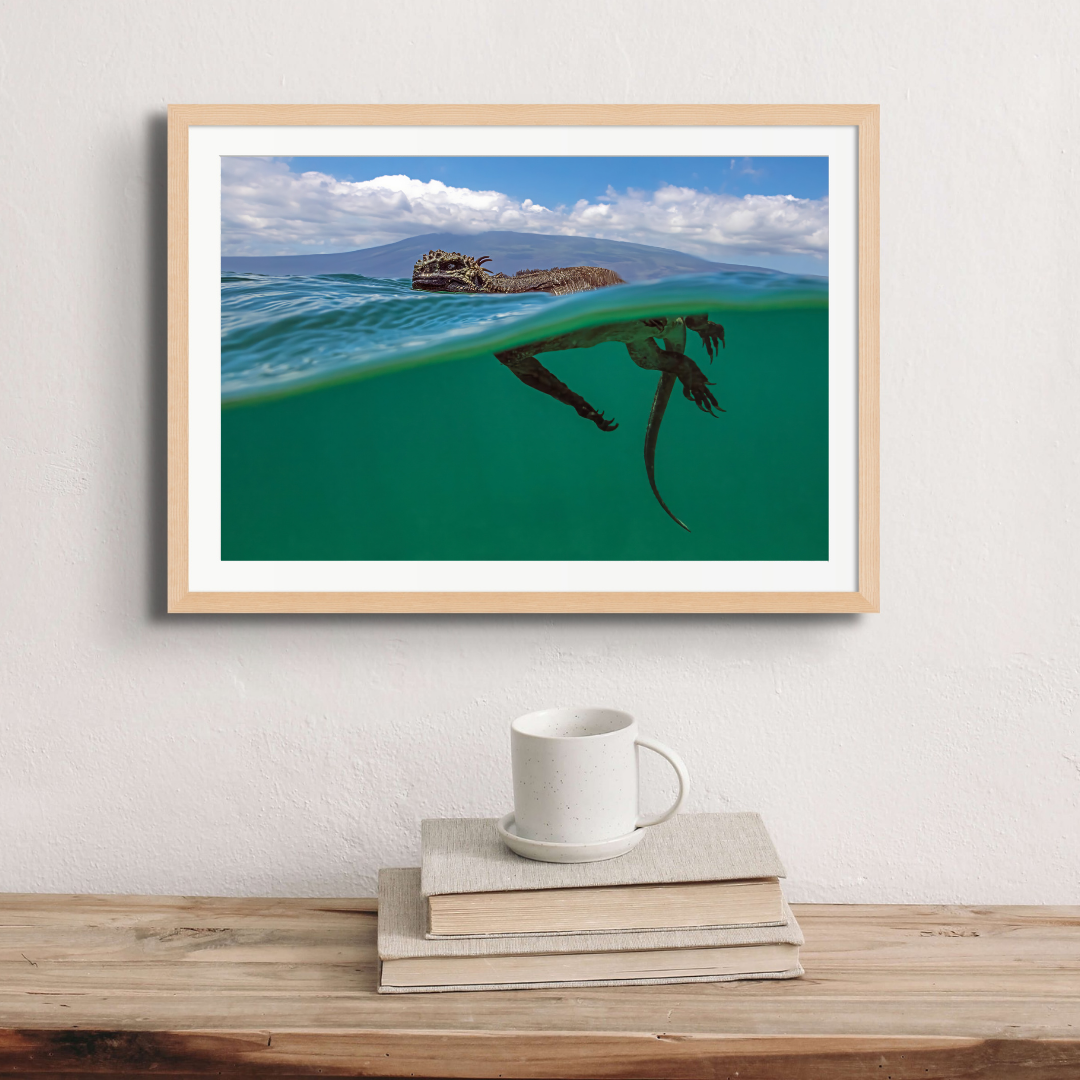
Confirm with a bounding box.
[510,707,689,845]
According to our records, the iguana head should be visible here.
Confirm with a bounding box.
[412,249,494,292]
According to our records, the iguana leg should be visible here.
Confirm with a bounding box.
[494,350,618,431]
[625,337,722,416]
[661,320,687,357]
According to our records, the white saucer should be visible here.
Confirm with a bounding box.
[496,812,646,863]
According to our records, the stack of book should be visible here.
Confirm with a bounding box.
[377,812,803,993]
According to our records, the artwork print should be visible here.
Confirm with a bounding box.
[219,155,830,563]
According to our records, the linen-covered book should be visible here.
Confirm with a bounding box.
[421,812,786,937]
[378,867,803,993]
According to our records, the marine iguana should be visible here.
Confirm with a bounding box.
[412,249,726,530]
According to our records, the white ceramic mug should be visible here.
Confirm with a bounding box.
[510,707,689,845]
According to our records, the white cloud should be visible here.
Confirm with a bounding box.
[221,157,828,263]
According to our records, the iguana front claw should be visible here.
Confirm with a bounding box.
[680,373,723,415]
[686,315,725,360]
[661,351,724,416]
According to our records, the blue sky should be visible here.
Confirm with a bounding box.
[221,156,829,273]
[283,156,828,207]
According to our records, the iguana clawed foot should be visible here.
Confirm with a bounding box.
[586,410,619,432]
[571,397,619,431]
[669,354,724,416]
[686,315,726,360]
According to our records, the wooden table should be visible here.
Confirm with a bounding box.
[0,897,1077,1078]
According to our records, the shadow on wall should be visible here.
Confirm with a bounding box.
[147,113,168,620]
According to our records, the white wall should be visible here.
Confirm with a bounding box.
[1,0,1077,902]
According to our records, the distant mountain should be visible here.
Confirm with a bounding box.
[220,231,781,282]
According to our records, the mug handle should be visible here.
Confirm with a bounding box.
[634,736,690,828]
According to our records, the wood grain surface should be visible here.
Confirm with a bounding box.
[0,896,1077,1077]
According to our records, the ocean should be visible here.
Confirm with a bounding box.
[221,271,829,561]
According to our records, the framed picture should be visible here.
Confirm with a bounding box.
[168,105,878,613]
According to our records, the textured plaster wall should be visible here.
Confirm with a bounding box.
[1,0,1078,901]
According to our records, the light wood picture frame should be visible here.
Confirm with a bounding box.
[168,105,878,613]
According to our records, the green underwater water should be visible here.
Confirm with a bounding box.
[221,305,828,562]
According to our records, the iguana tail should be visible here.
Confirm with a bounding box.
[644,371,690,532]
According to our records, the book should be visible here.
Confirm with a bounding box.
[421,812,786,937]
[378,867,803,994]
